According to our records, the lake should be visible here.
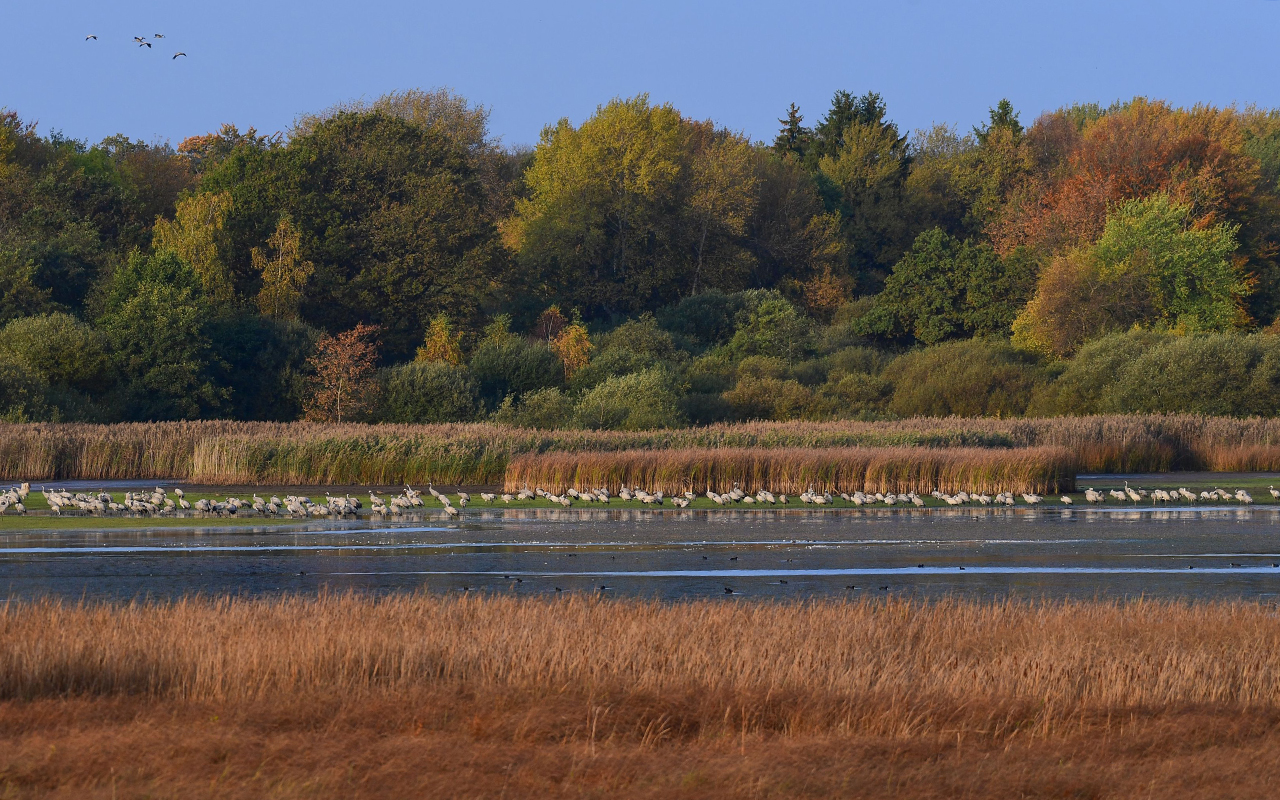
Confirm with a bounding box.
[6,505,1280,601]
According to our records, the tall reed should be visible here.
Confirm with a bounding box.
[5,415,1280,485]
[503,446,1076,494]
[4,595,1280,712]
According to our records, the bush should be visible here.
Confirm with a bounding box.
[0,313,112,393]
[570,315,680,391]
[728,291,811,362]
[883,338,1044,417]
[827,345,893,376]
[678,392,735,425]
[0,352,51,421]
[736,355,788,380]
[656,290,743,348]
[379,361,480,423]
[811,370,892,417]
[1103,333,1280,416]
[573,369,686,430]
[724,375,813,420]
[1028,329,1171,415]
[681,349,736,394]
[469,337,563,410]
[492,387,575,428]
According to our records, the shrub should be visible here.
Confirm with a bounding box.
[0,352,51,421]
[883,338,1044,417]
[678,392,735,425]
[492,387,576,429]
[681,350,736,394]
[728,292,811,363]
[827,345,893,376]
[0,313,112,393]
[469,337,563,410]
[569,315,679,391]
[736,355,788,380]
[573,369,686,430]
[379,361,479,423]
[1103,333,1280,416]
[724,376,813,421]
[812,371,892,417]
[1028,329,1171,416]
[656,289,743,348]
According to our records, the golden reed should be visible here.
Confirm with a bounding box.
[7,595,1280,798]
[5,594,1280,713]
[4,414,1280,485]
[503,445,1076,494]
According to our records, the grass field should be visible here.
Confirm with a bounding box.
[4,594,1280,798]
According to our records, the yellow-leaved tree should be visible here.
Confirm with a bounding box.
[551,321,591,380]
[416,313,463,364]
[253,215,313,321]
[151,191,235,303]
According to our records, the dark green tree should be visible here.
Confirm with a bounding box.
[200,111,505,359]
[772,103,811,160]
[860,228,1038,344]
[97,250,227,420]
[975,99,1024,145]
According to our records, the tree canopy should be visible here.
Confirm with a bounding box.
[6,88,1280,424]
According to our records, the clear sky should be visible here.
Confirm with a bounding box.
[5,0,1280,150]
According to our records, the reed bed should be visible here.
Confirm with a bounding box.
[4,594,1280,714]
[503,445,1076,494]
[6,414,1280,485]
[6,595,1280,798]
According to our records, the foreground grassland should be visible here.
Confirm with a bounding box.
[4,595,1280,798]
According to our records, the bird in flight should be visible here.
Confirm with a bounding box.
[133,36,146,43]
[154,33,165,38]
[85,34,97,40]
[172,52,186,59]
[139,41,152,48]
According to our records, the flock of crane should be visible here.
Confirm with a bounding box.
[1080,483,1269,504]
[0,480,1276,518]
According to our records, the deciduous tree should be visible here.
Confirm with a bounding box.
[253,214,312,321]
[153,191,236,304]
[304,323,380,422]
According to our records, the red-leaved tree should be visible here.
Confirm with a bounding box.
[304,323,380,422]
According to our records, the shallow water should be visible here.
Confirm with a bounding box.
[6,507,1280,601]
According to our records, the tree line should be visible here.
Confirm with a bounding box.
[4,89,1280,425]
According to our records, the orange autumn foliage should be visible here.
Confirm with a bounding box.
[991,99,1264,258]
[303,323,380,423]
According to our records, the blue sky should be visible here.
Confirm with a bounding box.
[5,0,1280,150]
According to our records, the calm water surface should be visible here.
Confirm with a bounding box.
[6,507,1280,601]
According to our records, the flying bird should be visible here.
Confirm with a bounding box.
[139,42,152,48]
[85,34,97,40]
[133,36,146,43]
[154,33,165,38]
[172,52,186,59]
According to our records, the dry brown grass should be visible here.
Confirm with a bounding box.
[7,414,1280,486]
[504,445,1077,494]
[11,594,1280,716]
[5,594,1280,798]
